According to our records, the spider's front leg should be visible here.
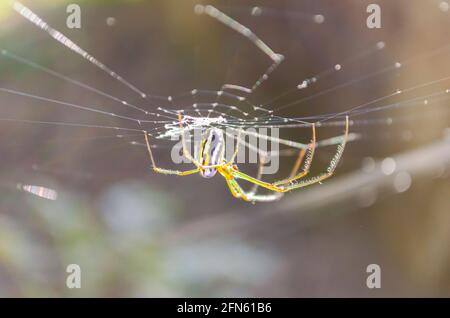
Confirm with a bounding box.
[177,112,203,167]
[143,131,200,176]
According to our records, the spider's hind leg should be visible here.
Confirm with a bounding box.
[280,116,349,191]
[247,123,315,199]
[273,123,316,186]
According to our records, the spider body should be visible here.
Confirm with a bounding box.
[199,128,225,178]
[143,113,350,203]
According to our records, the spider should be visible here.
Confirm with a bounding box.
[143,113,349,203]
[10,2,350,202]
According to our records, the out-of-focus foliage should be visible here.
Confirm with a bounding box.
[0,181,280,297]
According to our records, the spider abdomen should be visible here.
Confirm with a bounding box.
[199,128,225,178]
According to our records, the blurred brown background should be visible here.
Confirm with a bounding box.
[0,0,449,297]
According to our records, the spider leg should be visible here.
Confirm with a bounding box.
[225,125,357,153]
[247,123,314,197]
[144,131,200,176]
[273,123,316,186]
[228,129,243,164]
[244,150,290,201]
[280,116,349,190]
[249,152,270,195]
[232,170,287,193]
[225,178,252,202]
[177,112,202,166]
[226,116,349,200]
[228,175,284,202]
[225,178,240,199]
[222,128,281,196]
[223,126,304,199]
[227,127,310,151]
[288,149,307,179]
[245,191,285,202]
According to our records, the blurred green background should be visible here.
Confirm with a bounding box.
[0,0,449,297]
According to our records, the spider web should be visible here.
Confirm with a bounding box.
[1,1,449,192]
